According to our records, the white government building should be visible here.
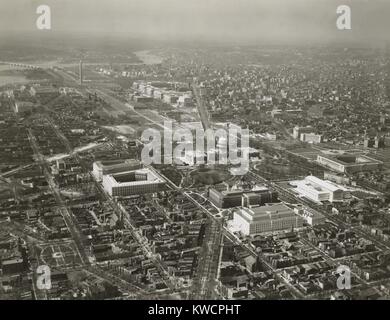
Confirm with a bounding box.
[289,175,347,203]
[232,203,304,235]
[102,168,166,197]
[92,159,141,182]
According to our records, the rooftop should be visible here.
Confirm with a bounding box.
[318,153,382,166]
[304,175,342,193]
[105,168,165,186]
[236,203,297,223]
[95,159,140,168]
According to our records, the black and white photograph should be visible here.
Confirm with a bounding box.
[0,0,390,308]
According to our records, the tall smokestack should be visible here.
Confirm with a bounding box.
[79,60,83,85]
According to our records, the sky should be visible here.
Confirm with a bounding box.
[0,0,389,45]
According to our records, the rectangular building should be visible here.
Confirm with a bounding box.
[209,185,278,209]
[102,168,166,197]
[93,159,141,181]
[317,154,383,174]
[300,133,322,144]
[290,175,346,203]
[293,126,313,139]
[29,86,58,97]
[293,206,326,226]
[1,258,25,275]
[232,203,304,235]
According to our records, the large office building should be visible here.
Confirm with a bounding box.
[232,203,304,235]
[293,205,326,226]
[293,126,322,144]
[293,126,313,139]
[29,85,58,98]
[289,175,347,203]
[132,80,192,107]
[1,257,25,275]
[102,168,166,197]
[209,188,243,208]
[300,133,322,144]
[92,159,141,181]
[317,154,382,174]
[209,184,278,209]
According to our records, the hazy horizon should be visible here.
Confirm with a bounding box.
[0,0,389,47]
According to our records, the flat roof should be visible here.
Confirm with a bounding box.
[212,185,270,197]
[318,154,382,166]
[97,159,139,167]
[105,168,165,186]
[250,203,292,215]
[304,176,341,193]
[2,258,23,265]
[236,203,297,223]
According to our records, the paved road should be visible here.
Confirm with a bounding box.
[192,83,211,131]
[191,219,223,299]
[28,128,90,265]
